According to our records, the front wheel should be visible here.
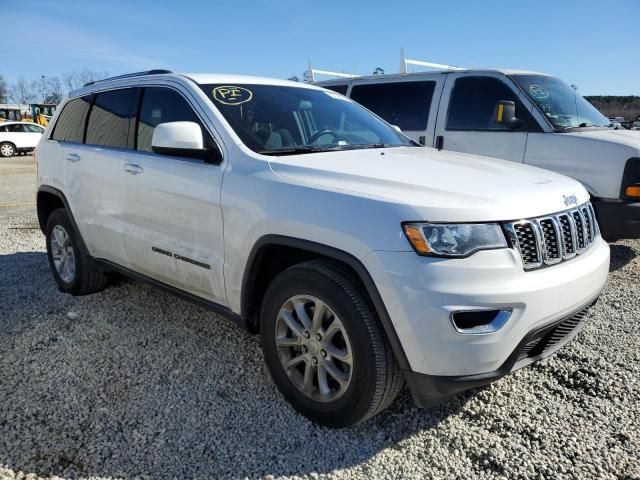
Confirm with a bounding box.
[260,260,403,427]
[0,142,16,157]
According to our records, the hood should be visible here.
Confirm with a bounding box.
[268,147,589,223]
[563,128,640,152]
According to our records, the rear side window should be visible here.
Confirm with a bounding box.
[52,97,91,143]
[86,88,137,148]
[6,124,27,133]
[350,81,435,130]
[447,76,521,131]
[323,84,348,95]
[136,87,207,152]
[26,124,45,133]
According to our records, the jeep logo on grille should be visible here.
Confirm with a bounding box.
[563,194,578,206]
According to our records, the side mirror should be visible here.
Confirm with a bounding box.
[493,100,522,129]
[391,125,402,133]
[152,121,219,163]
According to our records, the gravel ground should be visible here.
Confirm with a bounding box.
[1,155,639,480]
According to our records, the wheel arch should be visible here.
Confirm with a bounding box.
[241,235,410,370]
[37,186,79,235]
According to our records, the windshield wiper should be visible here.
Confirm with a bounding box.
[258,147,325,156]
[259,143,409,155]
[563,122,602,130]
[364,143,391,148]
[344,143,409,149]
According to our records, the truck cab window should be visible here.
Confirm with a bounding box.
[351,81,435,130]
[447,77,527,131]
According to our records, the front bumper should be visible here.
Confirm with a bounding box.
[405,300,595,407]
[362,236,609,381]
[592,198,640,240]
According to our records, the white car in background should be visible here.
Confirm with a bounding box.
[0,121,46,157]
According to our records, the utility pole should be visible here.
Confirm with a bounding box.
[40,75,46,103]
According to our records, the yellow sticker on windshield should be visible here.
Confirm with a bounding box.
[212,86,253,105]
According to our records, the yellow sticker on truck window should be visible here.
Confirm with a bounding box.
[212,86,253,105]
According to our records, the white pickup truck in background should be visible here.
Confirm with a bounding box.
[316,69,640,240]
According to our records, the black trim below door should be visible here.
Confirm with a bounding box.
[94,258,247,329]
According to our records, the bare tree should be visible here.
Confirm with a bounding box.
[30,77,47,103]
[61,69,109,94]
[62,72,80,92]
[0,75,7,103]
[45,76,63,104]
[6,70,111,106]
[8,77,35,104]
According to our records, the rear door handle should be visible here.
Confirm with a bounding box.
[123,163,144,174]
[65,153,81,162]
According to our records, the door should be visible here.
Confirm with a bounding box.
[23,123,45,148]
[120,86,227,305]
[66,88,138,264]
[434,73,536,162]
[349,78,442,145]
[5,123,31,148]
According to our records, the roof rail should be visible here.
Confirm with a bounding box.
[399,49,463,73]
[83,69,173,87]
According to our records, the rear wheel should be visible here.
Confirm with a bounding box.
[260,260,403,427]
[45,208,107,295]
[0,142,16,157]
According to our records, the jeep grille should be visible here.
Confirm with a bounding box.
[505,202,599,271]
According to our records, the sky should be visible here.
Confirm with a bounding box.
[3,0,639,95]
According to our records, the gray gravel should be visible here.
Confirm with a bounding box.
[1,155,639,480]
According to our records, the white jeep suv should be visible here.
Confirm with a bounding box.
[36,70,610,427]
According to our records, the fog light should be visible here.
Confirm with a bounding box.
[450,309,512,334]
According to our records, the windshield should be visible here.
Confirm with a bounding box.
[512,74,610,130]
[200,83,414,154]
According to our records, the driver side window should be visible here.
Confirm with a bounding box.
[447,76,535,131]
[137,87,210,152]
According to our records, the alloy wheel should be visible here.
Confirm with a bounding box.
[275,295,353,402]
[51,225,76,283]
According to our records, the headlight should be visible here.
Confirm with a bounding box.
[403,223,507,257]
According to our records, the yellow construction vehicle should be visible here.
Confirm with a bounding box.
[29,104,57,126]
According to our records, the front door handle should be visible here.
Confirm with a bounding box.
[65,153,81,162]
[123,164,144,175]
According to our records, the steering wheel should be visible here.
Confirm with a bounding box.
[308,129,341,145]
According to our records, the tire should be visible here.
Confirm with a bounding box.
[45,208,108,295]
[0,142,16,158]
[260,259,403,427]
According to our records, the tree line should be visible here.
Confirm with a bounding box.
[585,96,640,121]
[0,70,109,105]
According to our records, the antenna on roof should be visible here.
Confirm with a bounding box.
[305,61,357,82]
[400,48,463,73]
